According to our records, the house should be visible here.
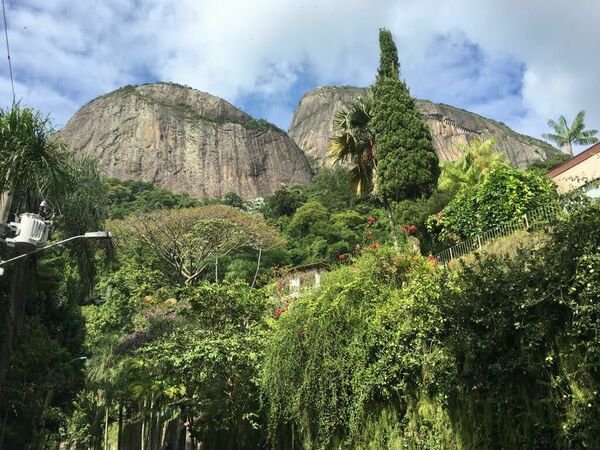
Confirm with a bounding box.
[547,142,600,198]
[277,261,330,298]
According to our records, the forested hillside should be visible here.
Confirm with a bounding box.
[1,29,598,450]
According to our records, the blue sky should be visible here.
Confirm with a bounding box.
[2,0,599,153]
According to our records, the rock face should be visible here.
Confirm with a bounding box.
[58,83,313,199]
[289,86,558,168]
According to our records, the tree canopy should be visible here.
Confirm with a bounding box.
[110,205,284,285]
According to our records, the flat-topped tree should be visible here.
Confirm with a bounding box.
[371,29,440,203]
[110,205,284,285]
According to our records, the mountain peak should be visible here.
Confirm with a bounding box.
[58,83,313,199]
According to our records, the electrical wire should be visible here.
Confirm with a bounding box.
[1,0,15,105]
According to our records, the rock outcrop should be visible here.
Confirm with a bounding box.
[289,86,557,168]
[58,83,313,199]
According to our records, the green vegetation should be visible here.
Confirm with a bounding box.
[0,105,107,449]
[2,29,600,450]
[438,138,508,193]
[329,94,375,196]
[262,169,389,265]
[263,203,600,449]
[431,165,558,243]
[528,151,572,175]
[372,29,440,203]
[105,179,200,218]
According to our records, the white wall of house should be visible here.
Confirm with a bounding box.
[552,153,600,194]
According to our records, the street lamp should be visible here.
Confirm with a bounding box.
[0,231,113,276]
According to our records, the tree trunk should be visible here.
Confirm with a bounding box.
[37,389,54,450]
[0,258,33,400]
[0,407,8,450]
[251,248,262,288]
[215,256,218,283]
[104,400,110,450]
[563,142,574,156]
[0,189,13,233]
[140,399,147,450]
[385,206,399,249]
[117,402,123,450]
[189,415,196,450]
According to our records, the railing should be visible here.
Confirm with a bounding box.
[424,113,481,135]
[436,205,562,263]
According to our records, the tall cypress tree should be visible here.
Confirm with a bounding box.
[376,28,399,80]
[372,29,440,204]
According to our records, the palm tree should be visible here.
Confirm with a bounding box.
[329,95,376,196]
[542,110,598,156]
[0,105,70,397]
[438,138,508,192]
[0,105,68,223]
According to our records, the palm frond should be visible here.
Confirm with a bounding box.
[573,133,599,145]
[546,118,563,133]
[559,115,569,132]
[544,110,598,151]
[571,110,586,135]
[542,133,567,146]
[328,96,376,195]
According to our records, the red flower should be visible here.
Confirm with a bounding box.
[402,224,418,235]
[367,216,376,225]
[370,242,378,249]
[427,254,439,266]
[338,254,346,261]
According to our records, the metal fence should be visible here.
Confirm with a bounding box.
[436,205,562,264]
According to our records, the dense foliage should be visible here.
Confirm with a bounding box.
[432,165,559,243]
[105,179,199,219]
[437,138,508,194]
[0,106,107,449]
[74,269,272,449]
[263,203,600,449]
[262,169,390,265]
[3,30,600,450]
[528,152,571,176]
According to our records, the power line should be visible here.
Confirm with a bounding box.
[1,0,15,105]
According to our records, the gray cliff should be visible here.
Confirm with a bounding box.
[288,86,557,168]
[57,83,313,199]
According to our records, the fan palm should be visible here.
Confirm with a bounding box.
[329,95,376,196]
[542,110,598,156]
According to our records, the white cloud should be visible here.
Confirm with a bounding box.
[391,0,600,149]
[0,76,80,127]
[1,0,599,152]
